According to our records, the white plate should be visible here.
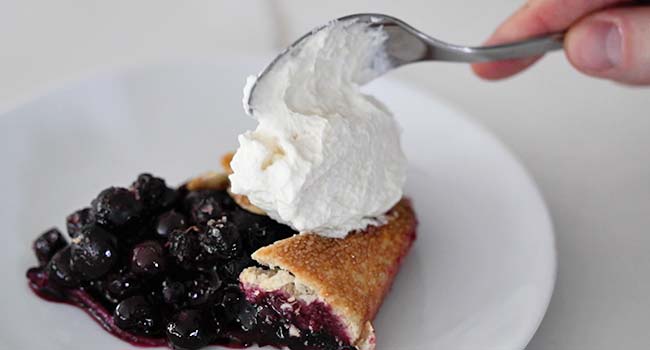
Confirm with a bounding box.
[0,56,555,350]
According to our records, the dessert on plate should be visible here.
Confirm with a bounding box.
[25,19,416,350]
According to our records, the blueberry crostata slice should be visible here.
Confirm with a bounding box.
[26,155,416,350]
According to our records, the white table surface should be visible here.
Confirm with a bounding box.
[1,1,648,349]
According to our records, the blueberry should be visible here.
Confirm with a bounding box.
[236,303,258,332]
[212,285,244,325]
[168,227,201,269]
[200,218,242,260]
[232,208,294,252]
[131,240,166,277]
[26,267,67,301]
[218,255,255,281]
[185,272,221,306]
[83,278,108,302]
[274,322,291,340]
[185,190,233,224]
[156,211,187,237]
[46,246,80,288]
[166,310,213,350]
[91,187,143,229]
[119,223,153,246]
[33,228,67,265]
[303,332,341,349]
[162,279,186,305]
[255,306,279,331]
[132,174,168,210]
[161,186,184,209]
[114,295,162,336]
[248,219,294,252]
[105,271,143,302]
[70,225,118,280]
[66,208,94,239]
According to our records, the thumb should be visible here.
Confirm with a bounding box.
[566,7,650,85]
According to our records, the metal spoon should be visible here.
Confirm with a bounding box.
[245,13,564,113]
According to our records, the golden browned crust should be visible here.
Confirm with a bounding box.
[251,198,417,345]
[227,189,266,215]
[221,152,235,174]
[186,171,229,191]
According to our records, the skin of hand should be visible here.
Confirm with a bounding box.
[472,0,650,85]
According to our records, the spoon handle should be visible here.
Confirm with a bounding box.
[429,32,565,63]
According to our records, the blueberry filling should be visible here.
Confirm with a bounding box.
[91,187,144,229]
[25,173,356,350]
[66,208,95,238]
[70,225,119,280]
[33,228,67,266]
[114,295,163,336]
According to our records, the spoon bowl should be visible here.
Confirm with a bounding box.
[245,13,564,114]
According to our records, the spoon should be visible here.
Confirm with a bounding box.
[245,13,564,113]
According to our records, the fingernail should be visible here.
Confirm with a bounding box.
[574,21,622,71]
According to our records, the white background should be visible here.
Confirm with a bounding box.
[1,1,648,349]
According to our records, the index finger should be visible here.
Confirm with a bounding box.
[472,0,631,80]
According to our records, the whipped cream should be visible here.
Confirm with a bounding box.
[229,19,407,238]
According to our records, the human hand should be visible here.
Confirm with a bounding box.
[472,0,650,85]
